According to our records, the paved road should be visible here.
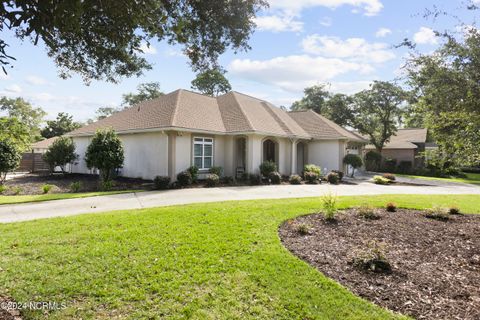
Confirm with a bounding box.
[1,180,479,223]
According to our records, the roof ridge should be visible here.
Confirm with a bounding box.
[177,88,217,99]
[229,92,254,131]
[260,102,293,136]
[170,89,182,126]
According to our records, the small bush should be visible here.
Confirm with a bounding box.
[424,207,450,221]
[221,176,234,185]
[205,174,220,187]
[41,184,53,194]
[331,170,344,181]
[398,161,412,174]
[382,158,397,172]
[357,205,380,220]
[349,241,391,273]
[100,180,114,191]
[382,173,396,181]
[343,154,363,177]
[385,202,397,212]
[269,171,282,185]
[365,150,382,171]
[259,161,277,178]
[304,164,321,176]
[289,174,302,185]
[153,176,170,190]
[326,172,339,185]
[249,174,262,186]
[373,175,391,185]
[448,206,461,215]
[0,185,6,194]
[70,181,82,193]
[177,171,193,187]
[296,224,310,235]
[187,166,199,183]
[322,193,338,220]
[209,166,223,176]
[304,171,319,184]
[12,187,22,195]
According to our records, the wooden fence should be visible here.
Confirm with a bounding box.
[17,152,50,173]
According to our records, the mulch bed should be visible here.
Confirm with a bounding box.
[279,208,480,320]
[0,296,21,320]
[3,173,151,195]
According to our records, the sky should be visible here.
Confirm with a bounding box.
[0,0,477,122]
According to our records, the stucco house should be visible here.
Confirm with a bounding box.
[67,89,366,180]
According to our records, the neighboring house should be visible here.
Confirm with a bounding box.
[17,137,58,172]
[67,89,366,180]
[364,128,430,168]
[31,136,58,154]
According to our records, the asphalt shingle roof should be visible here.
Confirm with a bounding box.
[364,128,428,150]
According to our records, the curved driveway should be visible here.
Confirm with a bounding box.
[0,180,479,223]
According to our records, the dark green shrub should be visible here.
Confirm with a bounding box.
[382,173,396,181]
[343,154,363,177]
[205,174,220,187]
[85,128,124,182]
[0,185,7,194]
[289,174,302,184]
[209,166,223,176]
[349,241,391,273]
[397,161,412,174]
[304,171,319,184]
[326,172,339,184]
[448,206,461,215]
[187,165,199,182]
[259,161,277,177]
[386,202,397,212]
[70,181,82,193]
[365,150,382,171]
[0,139,21,185]
[269,171,281,184]
[43,136,78,173]
[249,174,262,185]
[153,176,170,190]
[304,164,321,176]
[332,170,344,181]
[177,171,193,187]
[100,180,114,191]
[382,158,397,172]
[221,176,234,185]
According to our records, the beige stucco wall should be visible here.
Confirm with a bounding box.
[307,139,344,172]
[71,136,92,174]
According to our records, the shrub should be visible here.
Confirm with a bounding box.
[153,176,170,190]
[382,158,397,173]
[398,161,412,174]
[269,171,282,185]
[322,192,338,220]
[208,166,223,176]
[43,137,78,173]
[85,128,124,182]
[343,154,363,177]
[221,176,234,185]
[0,139,21,185]
[289,174,302,185]
[382,173,396,181]
[177,171,193,187]
[357,205,380,220]
[100,180,114,191]
[365,150,382,171]
[424,207,450,221]
[304,171,319,184]
[249,174,262,186]
[296,224,310,235]
[70,181,82,193]
[259,161,277,177]
[41,184,53,194]
[0,185,6,194]
[304,164,321,176]
[332,170,344,181]
[12,186,22,195]
[385,202,397,212]
[373,175,390,185]
[187,165,199,182]
[448,206,461,215]
[326,172,339,185]
[349,241,391,273]
[205,174,220,187]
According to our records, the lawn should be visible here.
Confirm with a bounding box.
[0,194,478,319]
[0,190,142,205]
[398,173,480,185]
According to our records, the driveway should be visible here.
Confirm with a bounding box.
[1,180,479,223]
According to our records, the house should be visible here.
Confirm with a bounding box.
[363,128,430,168]
[67,89,366,180]
[31,136,58,154]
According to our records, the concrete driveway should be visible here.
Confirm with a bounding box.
[1,180,479,223]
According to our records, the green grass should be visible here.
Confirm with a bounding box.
[0,190,142,205]
[0,194,479,319]
[398,173,480,185]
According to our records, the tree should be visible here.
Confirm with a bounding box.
[343,154,363,177]
[41,113,82,138]
[95,107,120,120]
[85,128,124,181]
[0,117,31,152]
[0,97,46,140]
[191,68,232,96]
[406,29,480,166]
[291,85,330,114]
[43,137,78,173]
[351,81,407,153]
[0,139,21,185]
[0,1,267,82]
[122,82,164,106]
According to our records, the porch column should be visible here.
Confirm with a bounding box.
[290,139,297,175]
[167,132,176,181]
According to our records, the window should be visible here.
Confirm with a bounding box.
[193,137,213,170]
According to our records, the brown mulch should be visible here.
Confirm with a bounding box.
[279,209,480,320]
[0,296,21,320]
